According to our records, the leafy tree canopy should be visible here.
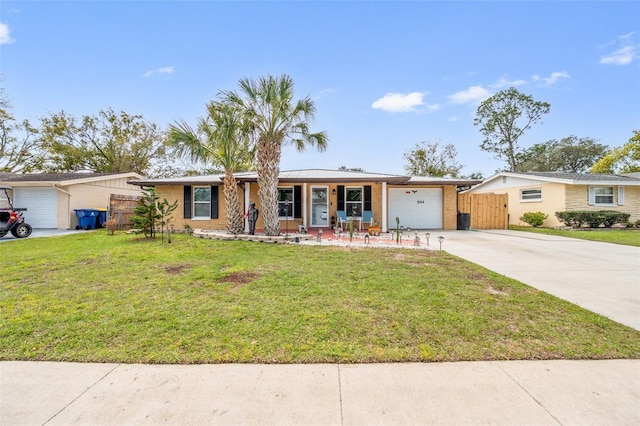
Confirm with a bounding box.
[591,130,640,174]
[0,87,39,172]
[474,87,550,172]
[403,140,462,177]
[517,136,609,173]
[37,108,173,176]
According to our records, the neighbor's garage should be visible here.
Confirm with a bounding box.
[13,187,58,229]
[388,188,443,229]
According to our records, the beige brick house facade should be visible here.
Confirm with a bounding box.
[131,169,479,232]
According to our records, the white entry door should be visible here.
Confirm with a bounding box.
[310,187,328,227]
[388,188,443,229]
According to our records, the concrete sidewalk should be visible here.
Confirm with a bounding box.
[2,360,639,425]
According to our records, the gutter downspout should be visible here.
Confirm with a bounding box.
[53,185,72,230]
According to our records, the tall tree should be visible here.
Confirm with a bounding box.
[37,109,169,175]
[591,130,640,174]
[402,140,462,177]
[167,101,254,234]
[474,87,550,172]
[0,87,39,172]
[517,136,608,173]
[222,74,328,236]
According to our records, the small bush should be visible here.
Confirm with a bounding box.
[520,211,548,227]
[105,218,118,235]
[555,210,631,228]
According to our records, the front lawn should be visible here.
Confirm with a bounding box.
[510,225,640,247]
[1,232,639,364]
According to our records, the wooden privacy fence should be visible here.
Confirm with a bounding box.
[109,194,140,229]
[458,193,509,229]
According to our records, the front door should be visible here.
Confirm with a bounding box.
[310,187,328,227]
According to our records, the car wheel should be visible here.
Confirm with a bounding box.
[0,230,7,238]
[11,223,33,238]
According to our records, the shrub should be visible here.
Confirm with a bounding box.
[520,211,548,227]
[555,210,631,228]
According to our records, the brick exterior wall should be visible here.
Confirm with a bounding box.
[564,185,640,223]
[156,182,460,232]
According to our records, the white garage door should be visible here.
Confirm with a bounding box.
[14,187,58,228]
[389,188,443,229]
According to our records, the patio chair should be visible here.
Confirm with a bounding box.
[362,210,374,229]
[336,210,348,230]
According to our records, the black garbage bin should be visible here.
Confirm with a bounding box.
[457,213,471,230]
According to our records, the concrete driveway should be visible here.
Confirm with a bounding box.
[437,229,640,330]
[0,228,87,242]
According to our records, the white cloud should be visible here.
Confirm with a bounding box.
[532,71,570,86]
[447,85,491,104]
[371,92,425,112]
[489,77,526,89]
[312,88,336,101]
[0,23,15,44]
[600,32,638,65]
[143,66,175,78]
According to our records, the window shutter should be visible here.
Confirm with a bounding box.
[183,186,192,219]
[364,185,372,211]
[618,187,625,205]
[337,185,345,211]
[210,186,219,219]
[588,186,595,205]
[294,186,302,218]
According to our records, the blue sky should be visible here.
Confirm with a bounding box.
[1,0,639,177]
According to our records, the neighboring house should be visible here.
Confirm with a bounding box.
[462,172,640,227]
[0,172,143,229]
[130,169,481,232]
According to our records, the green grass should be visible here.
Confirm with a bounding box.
[510,225,640,247]
[1,232,639,364]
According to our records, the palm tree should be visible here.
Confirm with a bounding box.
[222,74,328,236]
[167,101,253,234]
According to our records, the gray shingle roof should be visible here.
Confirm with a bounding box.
[0,172,124,182]
[523,172,640,182]
[131,169,481,186]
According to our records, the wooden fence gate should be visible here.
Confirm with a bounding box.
[458,193,509,229]
[109,194,140,229]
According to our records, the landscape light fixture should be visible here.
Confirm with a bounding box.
[425,232,430,246]
[317,228,323,242]
[438,236,444,250]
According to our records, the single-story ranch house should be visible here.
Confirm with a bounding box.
[462,171,640,227]
[130,169,481,232]
[0,172,143,229]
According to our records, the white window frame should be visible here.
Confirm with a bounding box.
[278,187,294,219]
[193,186,211,219]
[520,188,542,202]
[589,186,615,206]
[345,186,363,217]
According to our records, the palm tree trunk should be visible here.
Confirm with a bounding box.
[223,172,243,234]
[257,137,282,236]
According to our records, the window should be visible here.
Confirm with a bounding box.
[278,187,294,218]
[520,188,542,202]
[594,187,614,205]
[193,186,211,218]
[345,187,363,217]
